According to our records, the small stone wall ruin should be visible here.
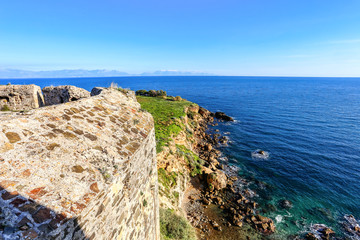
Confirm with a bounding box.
[0,85,160,239]
[0,85,44,111]
[42,86,91,106]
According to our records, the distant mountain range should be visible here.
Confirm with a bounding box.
[0,69,213,78]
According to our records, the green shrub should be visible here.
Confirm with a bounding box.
[149,90,158,97]
[136,89,167,97]
[157,90,167,96]
[160,208,196,240]
[174,96,182,101]
[136,89,148,96]
[117,87,130,94]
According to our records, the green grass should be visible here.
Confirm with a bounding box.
[137,96,195,152]
[158,168,178,190]
[176,145,204,177]
[160,208,196,240]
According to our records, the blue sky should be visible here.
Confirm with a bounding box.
[1,0,360,76]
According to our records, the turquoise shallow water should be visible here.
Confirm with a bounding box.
[4,76,360,238]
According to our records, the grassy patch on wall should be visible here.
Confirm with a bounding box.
[160,208,196,240]
[136,96,195,152]
[158,168,178,190]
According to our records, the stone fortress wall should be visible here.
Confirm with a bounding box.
[0,85,160,239]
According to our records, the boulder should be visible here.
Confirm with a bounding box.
[90,87,106,96]
[187,105,200,113]
[251,215,276,235]
[305,233,317,240]
[198,107,212,118]
[42,85,90,106]
[214,112,234,121]
[219,136,228,144]
[320,227,335,239]
[206,170,227,191]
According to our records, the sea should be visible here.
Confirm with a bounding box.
[3,76,360,238]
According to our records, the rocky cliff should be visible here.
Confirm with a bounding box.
[0,86,159,239]
[136,92,275,240]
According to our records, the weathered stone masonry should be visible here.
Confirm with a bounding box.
[0,85,44,111]
[0,87,160,239]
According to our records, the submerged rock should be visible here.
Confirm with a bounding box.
[343,214,360,237]
[307,224,335,240]
[278,199,293,209]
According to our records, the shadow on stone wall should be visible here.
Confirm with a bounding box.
[0,186,87,240]
[37,91,45,108]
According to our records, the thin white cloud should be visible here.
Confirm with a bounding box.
[283,54,316,58]
[328,39,360,44]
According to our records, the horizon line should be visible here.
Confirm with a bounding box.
[1,75,360,80]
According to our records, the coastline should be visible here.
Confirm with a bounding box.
[179,106,275,239]
[135,91,276,239]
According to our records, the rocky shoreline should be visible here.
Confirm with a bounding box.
[180,106,276,239]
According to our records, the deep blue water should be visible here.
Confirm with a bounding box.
[3,76,360,237]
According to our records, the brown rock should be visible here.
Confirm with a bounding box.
[1,191,18,200]
[320,227,335,239]
[10,198,27,207]
[27,187,47,199]
[18,216,31,229]
[305,233,317,240]
[206,170,227,190]
[32,208,52,223]
[0,142,14,152]
[22,229,38,239]
[46,143,60,150]
[90,182,100,193]
[5,132,21,143]
[214,112,234,121]
[72,165,85,173]
[22,169,31,177]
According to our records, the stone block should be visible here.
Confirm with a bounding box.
[0,84,44,111]
[42,85,90,106]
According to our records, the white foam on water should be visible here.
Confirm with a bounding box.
[276,215,283,223]
[251,149,270,160]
